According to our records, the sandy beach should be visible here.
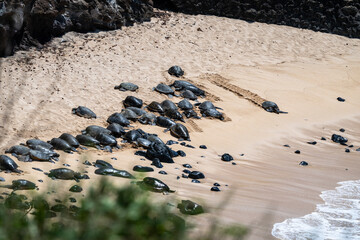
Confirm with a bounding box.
[1,10,360,239]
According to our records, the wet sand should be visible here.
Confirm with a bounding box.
[1,11,360,239]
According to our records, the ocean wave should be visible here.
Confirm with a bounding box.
[272,180,360,240]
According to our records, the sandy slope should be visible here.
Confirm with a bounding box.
[1,10,360,239]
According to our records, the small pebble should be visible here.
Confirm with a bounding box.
[166,140,178,145]
[211,187,220,192]
[182,174,188,179]
[38,180,43,183]
[299,161,308,166]
[183,169,191,174]
[221,153,233,162]
[176,176,180,180]
[345,149,350,153]
[307,141,317,145]
[158,171,167,175]
[191,179,200,183]
[83,160,92,166]
[180,142,186,146]
[356,148,360,152]
[294,150,301,154]
[32,167,43,172]
[69,198,77,203]
[339,128,345,132]
[185,144,195,149]
[214,183,220,186]
[337,97,345,102]
[239,154,244,156]
[63,164,70,167]
[232,162,237,165]
[321,137,326,141]
[111,157,117,161]
[182,164,192,168]
[348,145,353,148]
[0,177,5,182]
[199,145,207,149]
[54,199,62,203]
[283,144,290,147]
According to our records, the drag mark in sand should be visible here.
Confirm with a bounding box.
[201,73,267,108]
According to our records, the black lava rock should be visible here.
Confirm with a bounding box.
[331,134,348,145]
[188,171,205,179]
[299,161,308,166]
[337,97,345,102]
[221,153,233,162]
[151,158,163,168]
[199,145,207,149]
[339,128,345,132]
[191,179,200,183]
[211,187,220,192]
[177,150,186,157]
[183,169,191,174]
[213,183,220,186]
[307,141,317,145]
[158,171,167,175]
[294,150,301,154]
[345,149,350,153]
[69,185,83,193]
[182,164,192,168]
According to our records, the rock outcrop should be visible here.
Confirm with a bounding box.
[154,0,360,39]
[0,0,153,57]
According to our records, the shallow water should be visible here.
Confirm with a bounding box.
[272,179,360,240]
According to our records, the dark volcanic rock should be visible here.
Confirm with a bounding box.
[154,0,360,39]
[0,0,154,57]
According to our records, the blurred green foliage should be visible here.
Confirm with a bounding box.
[0,178,248,240]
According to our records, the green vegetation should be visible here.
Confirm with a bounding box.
[0,179,248,240]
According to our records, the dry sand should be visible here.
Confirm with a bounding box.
[1,10,360,239]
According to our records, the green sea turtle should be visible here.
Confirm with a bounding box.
[146,101,165,113]
[177,200,204,215]
[168,66,184,77]
[135,138,152,149]
[154,83,175,95]
[26,139,53,150]
[59,133,80,148]
[107,113,130,126]
[72,106,97,119]
[114,82,138,92]
[0,155,21,173]
[161,100,178,111]
[107,123,125,138]
[171,80,205,96]
[76,135,101,149]
[123,96,143,108]
[165,109,185,122]
[137,177,175,193]
[29,149,52,161]
[261,101,287,114]
[201,108,224,120]
[126,107,147,116]
[169,123,190,140]
[50,138,77,153]
[180,90,197,100]
[156,116,176,128]
[94,167,134,179]
[48,168,87,180]
[177,99,193,110]
[5,145,30,156]
[138,113,156,125]
[82,125,112,138]
[7,179,37,190]
[121,108,140,121]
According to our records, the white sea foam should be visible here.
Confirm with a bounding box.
[272,180,360,240]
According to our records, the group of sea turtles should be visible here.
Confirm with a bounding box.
[0,65,289,216]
